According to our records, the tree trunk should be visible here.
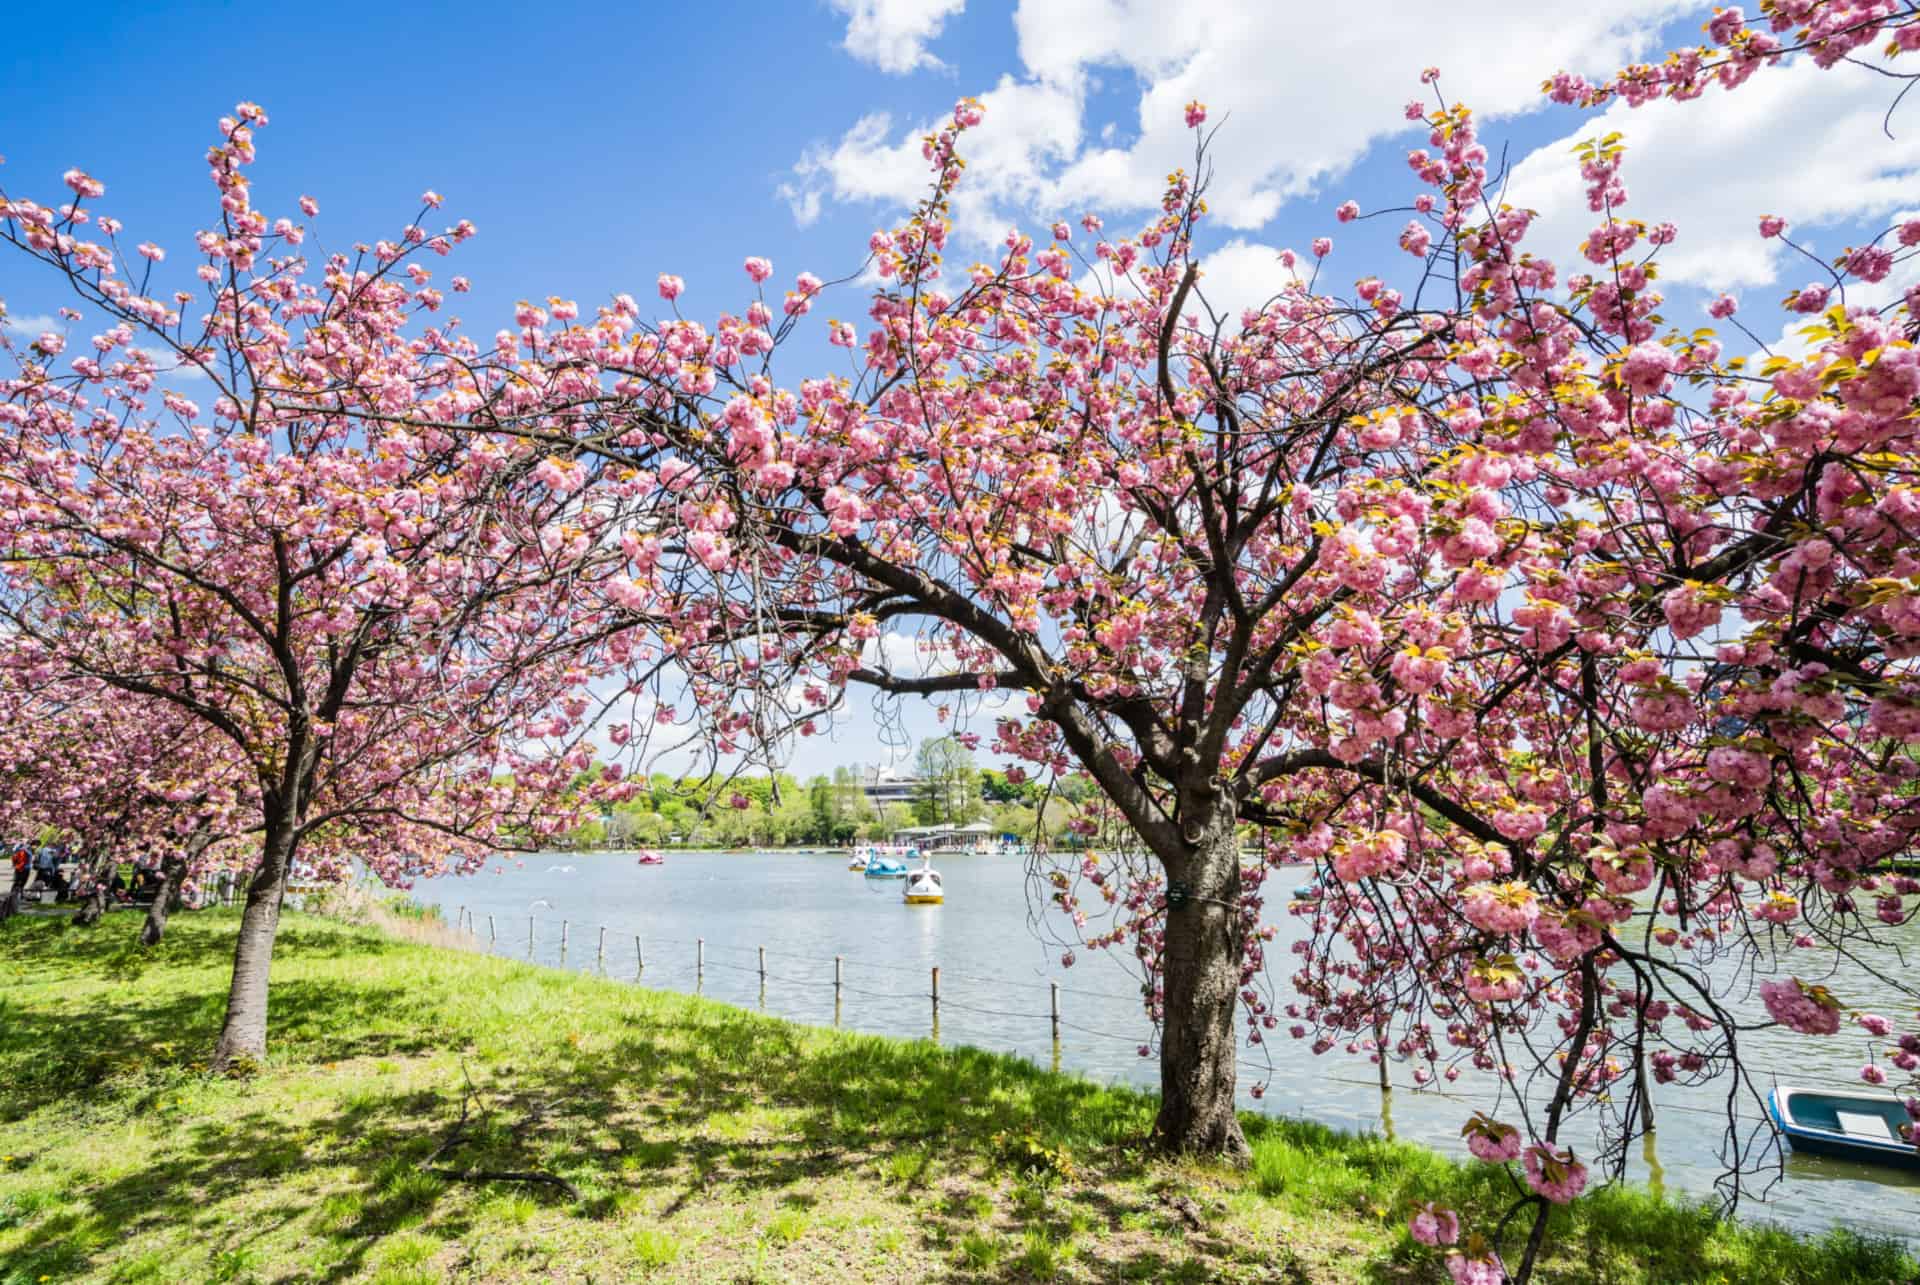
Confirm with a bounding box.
[1153,814,1251,1160]
[70,853,114,926]
[212,818,296,1069]
[141,854,189,947]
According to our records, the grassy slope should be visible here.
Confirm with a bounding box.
[0,912,1911,1285]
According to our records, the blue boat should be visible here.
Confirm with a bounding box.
[1767,1085,1920,1172]
[853,844,913,879]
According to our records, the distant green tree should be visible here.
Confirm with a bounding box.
[831,766,873,841]
[913,736,979,825]
[806,775,839,844]
[882,802,916,837]
[980,768,1043,805]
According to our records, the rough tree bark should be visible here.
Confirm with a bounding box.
[1151,808,1251,1160]
[140,853,190,947]
[211,814,296,1069]
[69,851,115,926]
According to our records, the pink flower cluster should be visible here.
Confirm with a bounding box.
[1462,1114,1522,1163]
[1462,882,1540,935]
[1331,829,1407,883]
[1758,979,1842,1036]
[1408,1201,1460,1246]
[1521,1144,1588,1204]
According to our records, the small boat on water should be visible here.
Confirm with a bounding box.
[635,852,665,866]
[855,843,912,878]
[847,850,870,870]
[903,856,943,905]
[1767,1085,1920,1171]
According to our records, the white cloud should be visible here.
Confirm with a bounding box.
[154,356,211,384]
[1188,239,1306,326]
[830,0,966,75]
[861,630,963,680]
[1028,0,1690,227]
[1508,58,1920,291]
[0,312,61,339]
[783,74,1085,243]
[1076,236,1304,328]
[788,0,1691,238]
[782,111,930,229]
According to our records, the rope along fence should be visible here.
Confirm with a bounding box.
[445,904,1763,1124]
[454,906,1172,1079]
[433,904,1920,1245]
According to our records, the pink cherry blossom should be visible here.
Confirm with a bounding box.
[1409,1202,1460,1246]
[1760,980,1843,1036]
[1521,1145,1588,1203]
[1463,1115,1523,1163]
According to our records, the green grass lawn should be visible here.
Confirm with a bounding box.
[0,910,1911,1284]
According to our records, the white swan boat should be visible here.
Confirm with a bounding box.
[902,856,944,905]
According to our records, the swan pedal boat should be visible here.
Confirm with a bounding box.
[854,844,913,878]
[903,864,943,904]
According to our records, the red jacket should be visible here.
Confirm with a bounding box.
[10,849,27,874]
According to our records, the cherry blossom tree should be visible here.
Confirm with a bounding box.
[0,108,625,1065]
[483,14,1918,1271]
[0,679,242,929]
[2,5,1916,1278]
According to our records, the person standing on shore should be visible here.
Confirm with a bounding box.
[3,845,30,919]
[32,846,69,902]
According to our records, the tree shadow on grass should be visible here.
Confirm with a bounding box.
[2,914,1910,1285]
[0,972,443,1128]
[1,914,1216,1282]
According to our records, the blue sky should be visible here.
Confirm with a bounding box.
[6,0,1917,777]
[4,2,940,343]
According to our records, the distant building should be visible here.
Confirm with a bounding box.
[888,821,1002,851]
[860,765,924,808]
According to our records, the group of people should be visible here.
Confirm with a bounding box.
[6,843,71,911]
[2,844,167,919]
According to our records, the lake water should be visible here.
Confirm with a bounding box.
[409,849,1920,1244]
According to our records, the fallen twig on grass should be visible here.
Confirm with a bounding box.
[421,1162,582,1200]
[421,1062,581,1201]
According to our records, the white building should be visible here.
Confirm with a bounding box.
[887,821,1001,852]
[860,765,924,809]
